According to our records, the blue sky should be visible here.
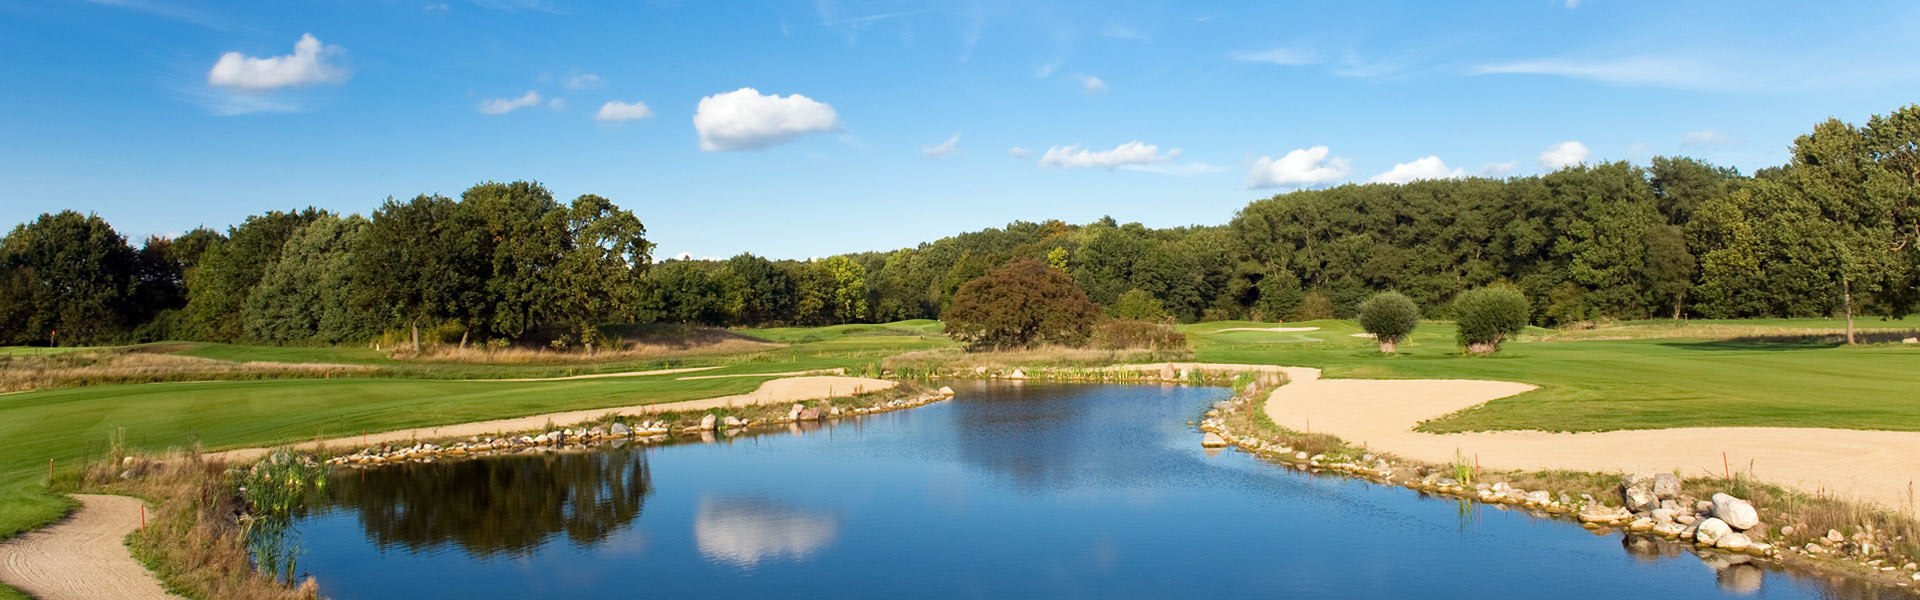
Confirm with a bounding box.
[2,1,1917,259]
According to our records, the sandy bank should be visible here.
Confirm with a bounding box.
[208,375,894,463]
[1263,367,1920,513]
[0,495,178,600]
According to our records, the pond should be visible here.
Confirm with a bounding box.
[291,381,1910,599]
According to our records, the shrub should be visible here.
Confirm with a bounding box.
[1293,289,1335,321]
[1453,286,1530,354]
[1255,270,1304,321]
[1110,288,1171,322]
[942,259,1102,351]
[1090,319,1188,351]
[1357,291,1419,353]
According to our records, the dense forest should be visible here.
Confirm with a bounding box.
[3,105,1916,348]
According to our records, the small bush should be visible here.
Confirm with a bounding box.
[1110,289,1171,322]
[1453,286,1530,354]
[1293,289,1336,321]
[1090,319,1188,351]
[1357,291,1419,353]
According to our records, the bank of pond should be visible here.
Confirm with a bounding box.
[254,382,1911,599]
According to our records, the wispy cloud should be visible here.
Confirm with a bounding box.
[83,0,255,32]
[922,133,961,159]
[1227,46,1316,66]
[564,72,604,91]
[1078,75,1107,96]
[1101,23,1148,42]
[1369,155,1465,184]
[479,90,542,115]
[596,100,652,122]
[1039,141,1177,169]
[1681,129,1729,149]
[1472,56,1738,91]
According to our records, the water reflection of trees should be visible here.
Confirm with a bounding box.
[320,449,652,557]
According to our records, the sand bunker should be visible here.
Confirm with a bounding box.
[0,495,178,600]
[208,375,894,463]
[1263,367,1920,512]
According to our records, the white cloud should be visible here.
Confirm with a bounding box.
[1246,146,1351,188]
[1227,47,1316,66]
[207,33,349,91]
[1078,75,1108,95]
[596,100,653,122]
[1476,162,1517,178]
[478,90,542,115]
[1008,146,1034,158]
[564,72,604,90]
[547,97,565,110]
[1369,155,1466,184]
[693,87,842,152]
[1471,56,1733,90]
[1565,0,1581,7]
[1038,141,1177,169]
[1681,129,1728,148]
[922,134,961,159]
[1538,141,1590,170]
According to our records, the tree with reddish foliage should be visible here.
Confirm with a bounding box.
[942,259,1101,351]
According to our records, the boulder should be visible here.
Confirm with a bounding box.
[610,423,632,437]
[974,366,988,374]
[1711,493,1760,530]
[1579,504,1633,524]
[938,386,956,396]
[1696,517,1733,545]
[797,407,826,420]
[1653,522,1688,538]
[1526,491,1553,505]
[1652,473,1682,499]
[699,414,718,431]
[1201,433,1228,448]
[1716,532,1753,552]
[1650,508,1676,525]
[1622,483,1659,513]
[722,416,744,428]
[1008,369,1028,380]
[1159,364,1177,380]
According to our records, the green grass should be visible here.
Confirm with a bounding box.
[0,346,100,357]
[1184,319,1920,434]
[4,315,1919,597]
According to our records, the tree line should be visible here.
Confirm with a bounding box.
[3,104,1915,347]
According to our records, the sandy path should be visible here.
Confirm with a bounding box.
[1214,326,1322,333]
[207,375,894,462]
[676,368,842,380]
[1263,367,1920,513]
[0,495,178,600]
[475,365,720,382]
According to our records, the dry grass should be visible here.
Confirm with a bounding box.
[0,350,375,393]
[880,345,1192,373]
[75,450,317,600]
[396,325,782,364]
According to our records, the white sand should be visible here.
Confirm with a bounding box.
[0,495,179,600]
[1263,366,1920,513]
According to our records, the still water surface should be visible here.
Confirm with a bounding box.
[294,382,1907,599]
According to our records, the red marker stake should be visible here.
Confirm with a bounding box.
[1723,451,1731,481]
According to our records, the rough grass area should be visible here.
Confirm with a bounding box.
[880,345,1190,374]
[0,349,377,393]
[739,319,946,344]
[1186,319,1920,433]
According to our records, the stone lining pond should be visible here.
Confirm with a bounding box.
[289,381,1911,598]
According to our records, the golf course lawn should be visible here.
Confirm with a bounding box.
[2,316,1918,571]
[1186,319,1920,433]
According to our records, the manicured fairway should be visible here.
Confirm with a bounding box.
[1187,319,1920,434]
